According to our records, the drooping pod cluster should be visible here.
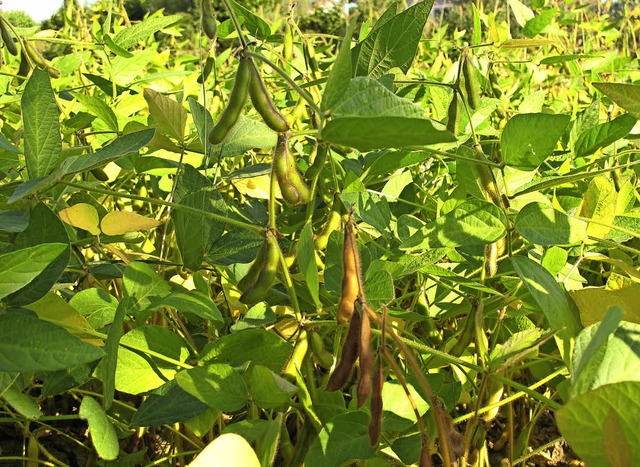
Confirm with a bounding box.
[208,52,290,145]
[324,214,383,445]
[200,0,217,40]
[237,230,280,305]
[208,57,251,145]
[273,133,311,207]
[1,18,60,82]
[446,50,482,135]
[0,17,18,56]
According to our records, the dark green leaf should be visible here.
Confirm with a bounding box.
[72,92,119,133]
[148,291,223,324]
[323,77,455,151]
[363,269,394,309]
[176,363,247,411]
[0,243,67,300]
[213,116,277,157]
[173,188,227,271]
[340,174,391,234]
[132,381,209,426]
[21,68,61,178]
[352,0,435,78]
[103,33,133,58]
[231,0,270,40]
[574,113,637,158]
[0,210,28,233]
[121,261,172,318]
[0,131,20,154]
[305,411,374,467]
[401,200,506,250]
[231,302,276,333]
[322,19,356,112]
[7,203,70,307]
[0,313,105,372]
[540,54,595,65]
[511,255,580,340]
[593,83,640,117]
[200,328,292,373]
[57,129,155,177]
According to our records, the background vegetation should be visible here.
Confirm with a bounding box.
[0,0,639,466]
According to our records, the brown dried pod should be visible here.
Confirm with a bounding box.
[326,306,361,392]
[337,216,361,324]
[368,352,383,445]
[356,300,373,407]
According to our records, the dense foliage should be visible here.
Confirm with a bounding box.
[0,0,639,466]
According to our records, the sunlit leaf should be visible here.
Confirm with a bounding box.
[59,203,101,235]
[100,211,161,236]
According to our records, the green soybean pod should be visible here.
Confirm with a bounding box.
[309,331,333,369]
[0,18,17,56]
[283,23,293,62]
[416,289,442,345]
[462,54,481,110]
[237,237,269,292]
[488,67,502,98]
[239,231,280,305]
[208,57,251,145]
[273,133,311,206]
[91,168,109,182]
[200,0,217,40]
[12,50,31,84]
[248,58,289,132]
[22,37,47,69]
[202,13,217,40]
[446,90,463,135]
[314,194,344,250]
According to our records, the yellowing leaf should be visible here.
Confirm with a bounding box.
[25,293,103,347]
[231,174,281,200]
[189,433,260,467]
[577,176,617,240]
[100,211,161,236]
[59,203,100,235]
[570,283,640,326]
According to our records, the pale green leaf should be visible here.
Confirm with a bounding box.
[79,396,119,460]
[557,382,640,467]
[143,88,188,141]
[502,113,570,170]
[113,14,182,49]
[515,202,587,245]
